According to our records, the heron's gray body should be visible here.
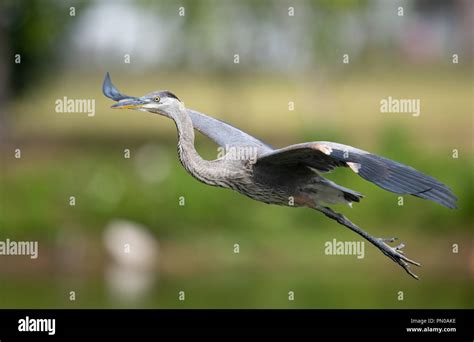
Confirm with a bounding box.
[234,162,359,207]
[182,107,349,207]
[178,119,358,207]
[183,110,364,207]
[103,73,457,279]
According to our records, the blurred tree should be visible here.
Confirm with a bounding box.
[2,1,87,94]
[0,0,87,138]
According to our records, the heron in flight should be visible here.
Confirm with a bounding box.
[103,73,457,279]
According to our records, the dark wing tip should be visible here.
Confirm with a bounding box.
[412,186,458,209]
[356,154,458,209]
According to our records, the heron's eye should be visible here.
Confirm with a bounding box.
[153,96,161,102]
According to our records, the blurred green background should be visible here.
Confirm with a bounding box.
[0,0,473,308]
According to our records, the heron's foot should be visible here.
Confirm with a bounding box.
[377,238,421,280]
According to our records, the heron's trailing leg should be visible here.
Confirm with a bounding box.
[313,205,421,279]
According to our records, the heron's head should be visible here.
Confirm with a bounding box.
[111,90,182,117]
[103,72,183,117]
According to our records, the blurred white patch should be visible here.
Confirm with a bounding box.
[134,144,171,184]
[103,220,159,302]
[103,220,159,270]
[105,264,156,303]
[70,2,177,68]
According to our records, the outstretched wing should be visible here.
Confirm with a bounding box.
[103,73,273,153]
[187,109,273,152]
[256,141,457,209]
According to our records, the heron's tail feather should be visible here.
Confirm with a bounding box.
[342,190,363,203]
[307,177,364,206]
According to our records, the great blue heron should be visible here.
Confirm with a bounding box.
[103,73,457,279]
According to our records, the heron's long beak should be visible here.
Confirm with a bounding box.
[110,98,146,109]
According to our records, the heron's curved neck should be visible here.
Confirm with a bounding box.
[169,104,223,186]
